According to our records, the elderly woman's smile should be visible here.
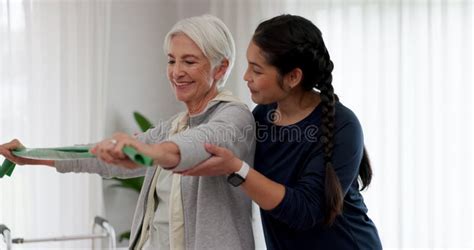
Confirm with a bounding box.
[173,80,195,90]
[174,81,194,86]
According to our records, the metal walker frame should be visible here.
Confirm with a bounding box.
[0,216,116,250]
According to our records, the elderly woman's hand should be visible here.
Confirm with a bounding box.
[181,143,242,176]
[90,132,149,169]
[0,139,27,165]
[0,139,53,166]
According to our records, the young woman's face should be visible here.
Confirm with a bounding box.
[167,33,215,104]
[244,41,287,104]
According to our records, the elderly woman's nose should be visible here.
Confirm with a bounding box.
[172,62,185,77]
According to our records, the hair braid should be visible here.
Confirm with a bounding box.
[317,55,344,226]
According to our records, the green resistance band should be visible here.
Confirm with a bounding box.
[0,145,153,178]
[0,160,15,177]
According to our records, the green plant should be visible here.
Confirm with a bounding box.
[133,111,154,133]
[108,111,154,242]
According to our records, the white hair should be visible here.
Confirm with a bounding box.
[163,14,236,88]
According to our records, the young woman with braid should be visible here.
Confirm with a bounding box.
[183,14,382,249]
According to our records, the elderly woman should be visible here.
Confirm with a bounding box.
[0,15,255,250]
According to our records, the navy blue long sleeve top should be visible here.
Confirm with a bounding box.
[253,102,382,250]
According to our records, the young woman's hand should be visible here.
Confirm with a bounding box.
[0,139,54,166]
[181,143,242,176]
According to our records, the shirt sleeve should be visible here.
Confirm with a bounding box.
[55,158,147,179]
[55,120,171,178]
[267,120,364,231]
[167,103,255,172]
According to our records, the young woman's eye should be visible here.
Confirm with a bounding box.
[252,66,262,75]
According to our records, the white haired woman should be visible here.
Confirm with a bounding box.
[0,15,256,250]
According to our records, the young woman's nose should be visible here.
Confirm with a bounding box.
[243,66,251,82]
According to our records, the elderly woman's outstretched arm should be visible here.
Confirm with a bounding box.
[93,102,255,173]
[55,120,172,179]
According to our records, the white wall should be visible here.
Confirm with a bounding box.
[106,0,182,137]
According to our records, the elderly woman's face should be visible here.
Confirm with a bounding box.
[167,33,214,104]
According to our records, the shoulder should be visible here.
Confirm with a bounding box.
[202,101,255,127]
[335,102,362,129]
[333,102,364,145]
[212,100,251,113]
[210,101,252,118]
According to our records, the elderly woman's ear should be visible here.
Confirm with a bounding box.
[213,59,229,81]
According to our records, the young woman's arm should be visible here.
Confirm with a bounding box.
[183,121,364,231]
[183,143,285,210]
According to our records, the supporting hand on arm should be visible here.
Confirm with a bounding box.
[182,143,286,210]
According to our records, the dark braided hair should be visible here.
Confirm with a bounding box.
[253,14,373,225]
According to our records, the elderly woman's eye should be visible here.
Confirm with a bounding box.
[185,61,196,65]
[168,60,175,64]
